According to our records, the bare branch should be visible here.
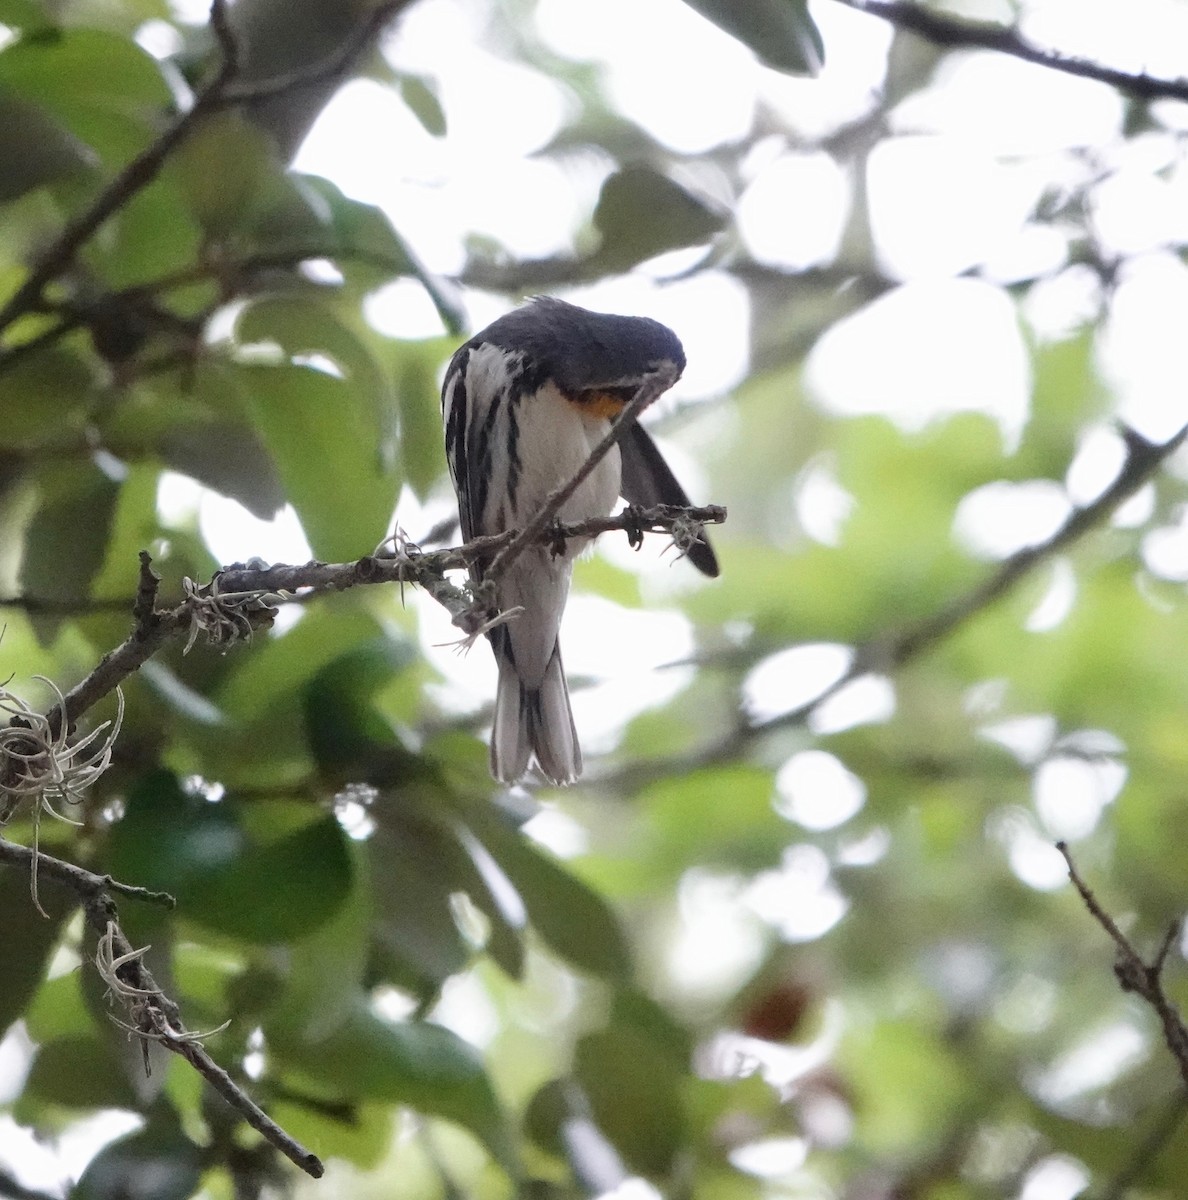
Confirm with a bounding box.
[0,839,174,908]
[3,508,724,735]
[1057,842,1188,1091]
[836,0,1188,103]
[0,837,323,1178]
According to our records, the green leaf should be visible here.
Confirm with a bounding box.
[638,764,784,882]
[392,337,454,500]
[295,174,417,271]
[574,1024,685,1177]
[531,992,691,1180]
[0,29,171,162]
[271,1096,396,1170]
[0,91,92,202]
[268,841,372,1040]
[216,603,387,722]
[679,0,823,75]
[592,165,724,271]
[368,798,480,990]
[19,459,120,606]
[82,176,201,289]
[0,855,74,1039]
[158,418,286,520]
[24,1036,139,1109]
[839,1018,972,1155]
[0,0,50,28]
[455,800,632,981]
[296,174,464,332]
[237,361,397,561]
[105,772,354,943]
[1016,328,1109,477]
[237,295,390,404]
[23,970,91,1044]
[271,997,518,1172]
[196,809,355,942]
[398,74,447,137]
[0,345,93,448]
[169,109,282,235]
[74,1117,204,1200]
[301,638,420,782]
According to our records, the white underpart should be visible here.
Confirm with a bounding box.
[460,343,622,685]
[455,344,622,783]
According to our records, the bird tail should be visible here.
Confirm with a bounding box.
[490,639,581,786]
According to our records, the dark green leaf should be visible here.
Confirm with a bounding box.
[679,0,823,74]
[0,29,171,161]
[392,337,454,500]
[19,459,120,606]
[186,810,355,943]
[0,346,93,448]
[24,1036,139,1109]
[74,1117,204,1200]
[271,997,518,1172]
[158,419,286,520]
[0,855,74,1039]
[592,166,724,271]
[237,361,397,562]
[368,797,479,990]
[531,993,691,1180]
[398,74,447,137]
[455,800,631,981]
[302,638,420,781]
[0,91,92,202]
[268,840,371,1040]
[105,772,354,942]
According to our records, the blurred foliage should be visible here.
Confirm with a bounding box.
[1,1,1188,1199]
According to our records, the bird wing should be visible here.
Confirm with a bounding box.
[619,422,719,578]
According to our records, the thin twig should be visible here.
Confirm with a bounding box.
[0,837,323,1178]
[0,839,174,909]
[1057,841,1188,1091]
[837,0,1188,103]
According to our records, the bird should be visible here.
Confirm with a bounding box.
[440,297,718,786]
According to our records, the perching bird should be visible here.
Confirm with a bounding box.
[441,297,718,785]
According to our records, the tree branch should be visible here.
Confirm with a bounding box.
[835,0,1188,103]
[1057,842,1188,1091]
[3,508,723,735]
[756,421,1188,736]
[0,837,324,1179]
[0,0,413,342]
[603,420,1183,790]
